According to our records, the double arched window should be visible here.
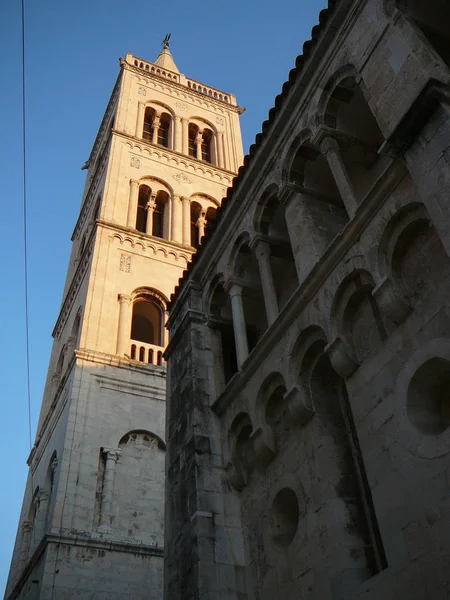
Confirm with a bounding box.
[142,107,172,148]
[188,123,215,164]
[135,184,169,238]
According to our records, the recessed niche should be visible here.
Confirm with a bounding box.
[269,487,299,548]
[407,358,450,435]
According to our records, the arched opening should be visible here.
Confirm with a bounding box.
[392,218,450,305]
[337,271,386,365]
[143,107,156,141]
[324,77,388,200]
[233,243,268,351]
[289,141,349,243]
[209,282,237,389]
[136,185,151,233]
[130,299,163,346]
[190,201,202,248]
[205,206,217,236]
[188,124,198,158]
[398,0,450,66]
[201,128,213,163]
[229,413,254,488]
[158,112,171,148]
[257,195,298,310]
[152,191,169,239]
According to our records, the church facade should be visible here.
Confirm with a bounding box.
[165,1,450,599]
[5,46,243,599]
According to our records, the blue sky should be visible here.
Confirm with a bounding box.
[0,0,327,592]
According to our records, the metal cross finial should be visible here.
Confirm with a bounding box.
[162,33,171,50]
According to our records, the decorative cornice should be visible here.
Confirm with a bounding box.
[117,130,236,180]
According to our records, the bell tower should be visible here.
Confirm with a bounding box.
[5,41,244,600]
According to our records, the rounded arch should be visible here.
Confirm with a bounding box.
[204,272,226,317]
[188,115,218,134]
[118,429,166,451]
[252,183,280,232]
[289,325,329,386]
[143,100,176,120]
[281,129,313,185]
[316,64,361,128]
[190,192,220,208]
[226,231,252,279]
[378,201,429,279]
[255,371,287,424]
[130,287,167,347]
[131,286,169,307]
[139,176,173,197]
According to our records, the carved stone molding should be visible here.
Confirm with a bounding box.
[173,173,192,184]
[325,336,359,378]
[284,384,315,424]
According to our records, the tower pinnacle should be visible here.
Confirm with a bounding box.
[154,33,179,73]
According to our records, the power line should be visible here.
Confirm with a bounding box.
[21,0,33,450]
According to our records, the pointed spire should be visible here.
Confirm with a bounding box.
[154,33,180,73]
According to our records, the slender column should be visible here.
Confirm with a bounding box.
[196,213,206,242]
[98,448,121,532]
[152,115,160,145]
[171,195,182,243]
[135,102,145,138]
[320,136,358,217]
[174,116,182,153]
[181,118,189,155]
[216,131,224,168]
[127,179,140,228]
[116,294,132,356]
[196,131,203,160]
[18,521,32,572]
[254,241,279,325]
[145,194,156,235]
[227,283,249,368]
[182,197,191,244]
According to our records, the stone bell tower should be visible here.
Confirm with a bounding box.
[5,40,244,600]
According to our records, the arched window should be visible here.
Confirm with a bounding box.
[136,185,151,233]
[205,206,217,235]
[152,191,169,238]
[188,124,198,158]
[201,129,213,163]
[158,113,171,148]
[143,107,156,141]
[130,298,163,346]
[190,201,202,248]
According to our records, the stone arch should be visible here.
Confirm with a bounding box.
[379,202,449,307]
[129,287,167,353]
[206,274,237,392]
[118,429,166,450]
[331,268,386,367]
[281,129,312,185]
[226,412,255,491]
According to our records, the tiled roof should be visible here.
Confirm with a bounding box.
[170,0,338,307]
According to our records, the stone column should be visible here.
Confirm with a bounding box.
[227,283,249,368]
[181,118,189,155]
[216,132,224,168]
[320,136,357,217]
[135,102,145,138]
[174,116,182,153]
[18,521,32,572]
[127,179,140,228]
[254,241,279,326]
[152,115,160,145]
[196,213,206,242]
[171,195,182,243]
[116,294,132,356]
[145,194,156,235]
[196,131,203,160]
[98,448,121,533]
[182,197,191,244]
